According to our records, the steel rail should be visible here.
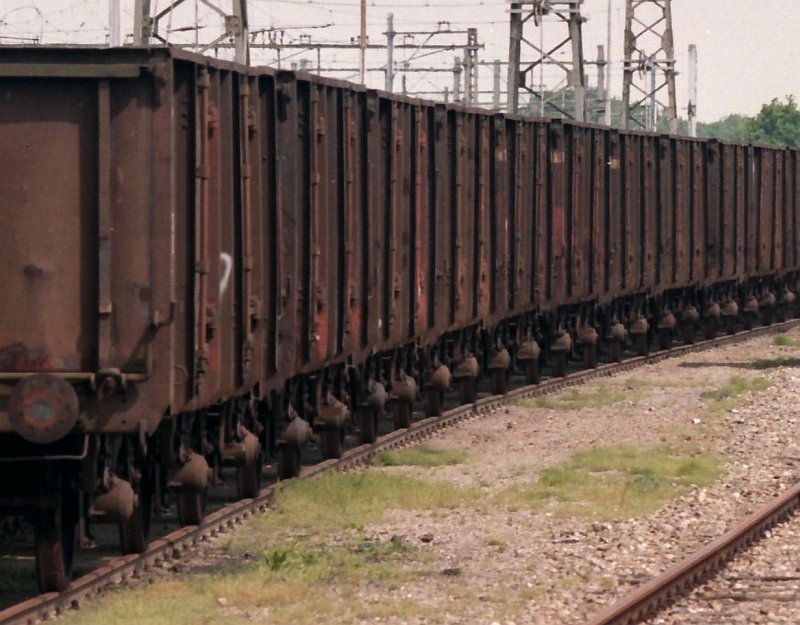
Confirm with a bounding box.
[585,482,800,625]
[2,319,799,625]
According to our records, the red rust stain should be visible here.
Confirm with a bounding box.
[0,343,50,371]
[139,287,152,302]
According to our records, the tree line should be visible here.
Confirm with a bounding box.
[698,96,800,147]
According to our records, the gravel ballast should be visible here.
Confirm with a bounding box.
[341,331,800,625]
[118,330,800,625]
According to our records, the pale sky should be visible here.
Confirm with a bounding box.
[0,0,797,122]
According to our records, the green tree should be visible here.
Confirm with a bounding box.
[747,95,800,147]
[697,114,751,142]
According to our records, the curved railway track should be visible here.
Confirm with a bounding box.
[586,482,800,625]
[2,319,799,625]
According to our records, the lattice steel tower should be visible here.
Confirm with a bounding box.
[134,0,250,65]
[621,0,677,132]
[507,0,586,120]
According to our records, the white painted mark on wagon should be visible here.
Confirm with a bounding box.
[220,252,233,295]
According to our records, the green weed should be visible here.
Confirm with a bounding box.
[495,444,722,520]
[750,357,800,370]
[514,386,629,411]
[773,334,800,347]
[374,445,468,467]
[229,471,474,551]
[700,375,769,401]
[60,537,433,625]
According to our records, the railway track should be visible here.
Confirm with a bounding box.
[2,319,799,625]
[586,482,800,625]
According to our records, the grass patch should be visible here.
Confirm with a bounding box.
[251,536,421,587]
[750,357,800,370]
[701,375,770,417]
[230,471,474,550]
[621,377,702,390]
[374,445,468,467]
[774,334,800,347]
[700,375,770,402]
[496,444,722,520]
[59,580,218,625]
[514,386,629,411]
[61,539,433,625]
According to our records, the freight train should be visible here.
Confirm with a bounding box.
[1,47,798,592]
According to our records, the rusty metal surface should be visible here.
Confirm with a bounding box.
[690,141,705,283]
[783,149,797,271]
[623,134,642,293]
[253,72,279,385]
[590,128,609,299]
[0,79,99,374]
[772,149,783,273]
[489,114,510,321]
[307,82,338,367]
[719,143,735,280]
[568,125,590,301]
[364,91,385,349]
[431,104,453,331]
[8,374,80,444]
[705,141,721,281]
[673,139,690,286]
[606,130,623,295]
[340,89,366,357]
[533,122,549,306]
[656,136,674,288]
[641,134,657,292]
[548,122,567,304]
[238,74,265,391]
[272,71,302,379]
[732,144,746,279]
[4,45,800,442]
[760,149,776,273]
[506,122,536,311]
[475,113,492,321]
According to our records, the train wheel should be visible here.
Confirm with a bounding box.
[358,409,379,444]
[393,402,412,429]
[490,370,508,395]
[34,489,78,593]
[633,333,649,357]
[277,447,301,480]
[320,430,343,459]
[458,379,476,404]
[119,479,152,554]
[177,490,205,527]
[583,344,598,369]
[658,329,672,351]
[424,390,443,418]
[119,503,148,554]
[552,352,567,377]
[705,320,718,340]
[682,323,695,345]
[608,339,623,363]
[523,360,541,385]
[235,451,262,500]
